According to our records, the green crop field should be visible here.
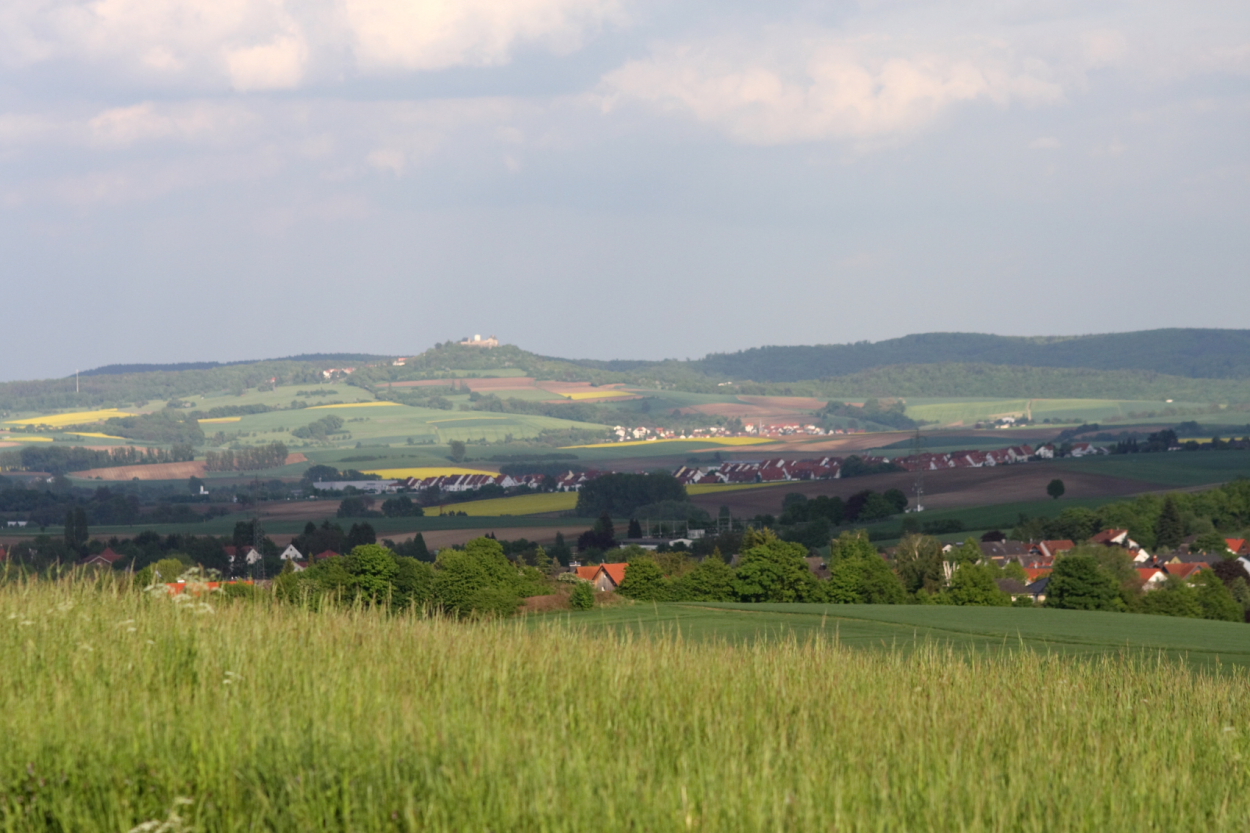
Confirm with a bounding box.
[553,603,1250,668]
[902,397,1219,426]
[2,581,1248,831]
[1057,450,1250,487]
[199,400,607,449]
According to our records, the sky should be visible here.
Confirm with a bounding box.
[1,0,1248,380]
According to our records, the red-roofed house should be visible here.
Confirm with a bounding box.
[1036,540,1075,559]
[79,548,125,568]
[1135,568,1167,591]
[1023,568,1052,582]
[1225,539,1248,556]
[576,562,628,592]
[313,550,340,561]
[1165,562,1208,581]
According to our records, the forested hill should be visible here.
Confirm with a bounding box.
[689,330,1250,382]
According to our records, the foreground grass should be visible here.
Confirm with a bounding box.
[2,582,1249,831]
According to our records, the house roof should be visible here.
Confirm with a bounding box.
[1226,538,1247,555]
[1091,529,1128,545]
[1166,562,1208,580]
[1037,540,1075,556]
[575,566,599,581]
[313,550,340,560]
[600,563,628,586]
[1136,568,1163,582]
[1023,568,1052,581]
[995,578,1030,595]
[1026,577,1049,594]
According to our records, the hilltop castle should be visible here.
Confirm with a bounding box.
[459,334,499,348]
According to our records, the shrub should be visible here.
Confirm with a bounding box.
[569,581,595,610]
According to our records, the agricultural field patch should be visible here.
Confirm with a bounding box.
[433,491,578,516]
[362,467,498,479]
[5,408,133,427]
[563,437,772,449]
[560,604,1250,667]
[903,397,1227,427]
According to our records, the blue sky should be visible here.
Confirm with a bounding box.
[1,0,1247,380]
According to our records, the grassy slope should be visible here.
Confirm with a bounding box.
[3,582,1248,831]
[559,603,1250,668]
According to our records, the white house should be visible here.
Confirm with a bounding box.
[279,545,303,562]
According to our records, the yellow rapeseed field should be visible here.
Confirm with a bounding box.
[5,408,131,427]
[197,417,241,424]
[557,389,636,401]
[363,467,499,479]
[65,432,127,440]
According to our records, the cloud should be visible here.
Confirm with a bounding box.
[0,0,621,89]
[602,31,1067,146]
[341,0,621,72]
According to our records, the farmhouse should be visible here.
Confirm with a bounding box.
[79,548,125,568]
[576,563,628,592]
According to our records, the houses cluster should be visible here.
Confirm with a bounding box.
[969,530,1250,603]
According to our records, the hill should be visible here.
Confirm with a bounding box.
[690,329,1250,382]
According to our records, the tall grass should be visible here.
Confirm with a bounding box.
[2,579,1248,831]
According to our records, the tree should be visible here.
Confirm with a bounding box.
[64,506,88,550]
[575,473,687,517]
[616,557,669,601]
[381,496,424,518]
[448,440,466,463]
[1047,479,1066,500]
[670,555,735,601]
[346,522,376,550]
[1139,578,1203,618]
[1192,531,1231,556]
[627,518,642,539]
[734,536,818,603]
[578,513,616,552]
[1193,571,1243,621]
[344,544,399,602]
[1154,495,1185,551]
[893,534,945,595]
[824,532,905,604]
[941,563,1011,606]
[392,556,435,610]
[432,537,520,617]
[569,581,595,610]
[1045,556,1122,611]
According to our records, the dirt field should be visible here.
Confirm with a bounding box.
[688,462,1163,518]
[71,453,308,482]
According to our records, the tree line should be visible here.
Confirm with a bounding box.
[204,442,289,472]
[1,443,195,475]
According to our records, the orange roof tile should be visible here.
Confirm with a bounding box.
[575,566,599,581]
[601,563,628,586]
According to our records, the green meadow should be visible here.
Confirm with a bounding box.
[554,602,1250,668]
[2,580,1248,831]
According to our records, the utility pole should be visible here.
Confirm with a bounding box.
[911,428,926,513]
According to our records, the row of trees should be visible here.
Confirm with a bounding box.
[204,442,289,472]
[1,443,194,475]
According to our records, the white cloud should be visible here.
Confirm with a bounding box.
[602,31,1066,146]
[342,0,621,72]
[0,0,621,89]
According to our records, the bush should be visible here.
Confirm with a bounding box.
[569,581,595,610]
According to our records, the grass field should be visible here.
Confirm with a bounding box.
[903,397,1229,426]
[1059,450,1250,487]
[557,603,1250,667]
[2,581,1247,831]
